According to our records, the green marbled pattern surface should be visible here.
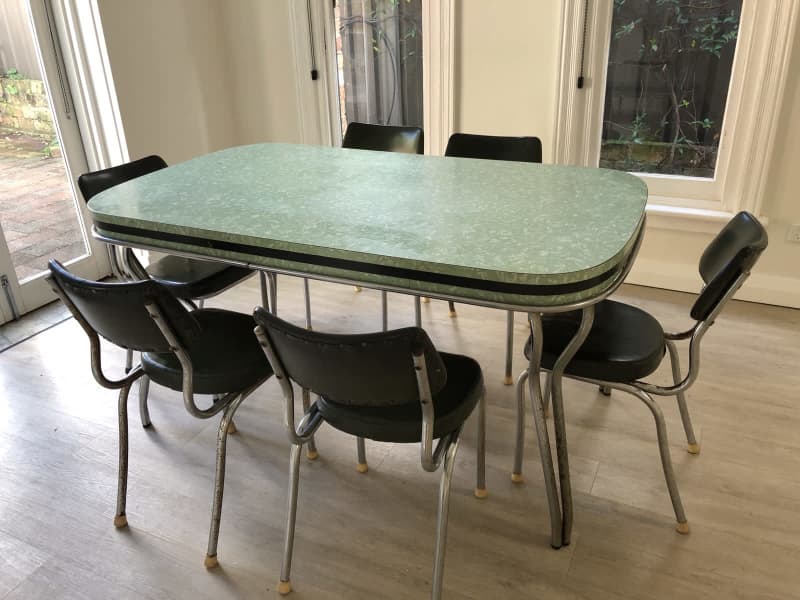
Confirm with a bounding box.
[89,143,647,305]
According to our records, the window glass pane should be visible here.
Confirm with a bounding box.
[601,0,742,178]
[334,0,423,136]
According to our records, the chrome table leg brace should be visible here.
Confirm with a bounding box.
[549,305,595,546]
[526,313,563,548]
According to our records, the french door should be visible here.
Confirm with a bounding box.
[0,0,108,324]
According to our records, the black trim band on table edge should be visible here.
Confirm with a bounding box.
[95,221,620,296]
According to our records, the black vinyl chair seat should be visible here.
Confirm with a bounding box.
[142,309,272,395]
[524,300,666,382]
[145,255,253,300]
[316,352,483,443]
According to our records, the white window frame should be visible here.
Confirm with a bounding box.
[288,0,454,155]
[554,0,799,231]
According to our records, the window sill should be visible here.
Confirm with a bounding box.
[645,203,766,234]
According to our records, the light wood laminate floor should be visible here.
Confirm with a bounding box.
[0,276,798,599]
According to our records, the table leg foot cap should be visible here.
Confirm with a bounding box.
[306,449,319,460]
[687,443,701,455]
[421,296,430,303]
[277,580,292,595]
[503,375,514,386]
[676,521,690,534]
[511,473,524,484]
[449,310,457,318]
[356,463,369,474]
[474,487,488,499]
[354,286,362,292]
[204,554,218,569]
[113,514,128,529]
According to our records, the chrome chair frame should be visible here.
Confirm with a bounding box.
[47,270,267,567]
[512,258,754,536]
[253,324,484,600]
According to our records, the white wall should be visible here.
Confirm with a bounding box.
[96,0,800,307]
[96,0,237,164]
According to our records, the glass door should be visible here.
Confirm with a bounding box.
[0,0,108,324]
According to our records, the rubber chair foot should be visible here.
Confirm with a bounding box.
[511,472,524,484]
[503,375,514,386]
[356,462,369,474]
[204,554,219,569]
[421,296,430,303]
[599,385,612,396]
[113,514,128,529]
[474,487,488,499]
[449,310,457,318]
[277,580,292,595]
[306,326,313,331]
[354,286,362,292]
[687,443,701,455]
[676,521,690,535]
[306,449,319,460]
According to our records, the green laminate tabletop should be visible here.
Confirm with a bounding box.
[89,143,647,308]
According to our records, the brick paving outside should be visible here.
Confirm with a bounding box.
[0,131,86,281]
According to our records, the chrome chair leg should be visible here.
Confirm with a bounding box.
[303,388,318,460]
[666,340,699,454]
[204,392,249,568]
[198,298,205,309]
[414,296,422,328]
[504,311,514,385]
[124,349,133,374]
[356,437,368,473]
[114,380,135,528]
[303,279,312,330]
[631,388,689,534]
[448,301,457,318]
[431,433,461,600]
[512,370,528,483]
[138,375,151,428]
[542,371,553,417]
[474,393,487,498]
[278,443,303,595]
[381,291,388,331]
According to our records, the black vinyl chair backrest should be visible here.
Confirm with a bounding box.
[690,211,768,321]
[444,133,543,163]
[342,122,424,154]
[77,155,168,202]
[47,259,200,353]
[253,307,447,407]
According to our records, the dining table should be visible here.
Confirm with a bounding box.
[87,142,648,549]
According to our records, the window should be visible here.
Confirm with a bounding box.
[555,0,799,224]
